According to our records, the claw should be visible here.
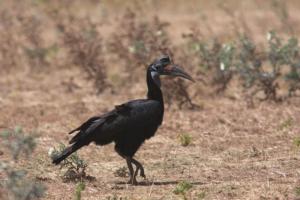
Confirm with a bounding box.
[140,171,146,179]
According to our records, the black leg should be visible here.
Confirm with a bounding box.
[126,157,137,185]
[131,158,146,179]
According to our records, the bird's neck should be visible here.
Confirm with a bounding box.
[146,70,164,104]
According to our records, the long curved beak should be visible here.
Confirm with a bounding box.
[162,64,195,82]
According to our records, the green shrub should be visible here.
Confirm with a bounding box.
[293,137,300,149]
[49,144,89,182]
[75,182,85,200]
[179,133,192,147]
[0,126,46,200]
[185,29,300,103]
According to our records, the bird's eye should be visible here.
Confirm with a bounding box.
[160,57,170,64]
[151,64,163,72]
[155,64,164,72]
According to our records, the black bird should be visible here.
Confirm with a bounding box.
[52,55,194,185]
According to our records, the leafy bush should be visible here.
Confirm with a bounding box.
[49,144,91,182]
[239,32,300,101]
[185,29,300,103]
[185,32,236,93]
[236,35,279,102]
[0,126,46,200]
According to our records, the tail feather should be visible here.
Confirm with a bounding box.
[53,115,109,165]
[69,131,82,144]
[52,143,82,165]
[68,127,80,135]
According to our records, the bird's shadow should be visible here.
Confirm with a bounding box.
[114,180,204,186]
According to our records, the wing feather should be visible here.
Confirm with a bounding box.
[68,99,162,145]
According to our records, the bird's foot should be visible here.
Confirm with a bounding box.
[140,172,146,179]
[138,167,146,179]
[127,178,138,185]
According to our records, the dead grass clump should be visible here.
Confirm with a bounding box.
[113,166,128,178]
[110,9,171,71]
[0,3,59,73]
[162,78,198,109]
[22,14,54,71]
[0,7,32,73]
[60,17,109,93]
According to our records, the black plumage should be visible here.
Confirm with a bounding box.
[52,55,193,184]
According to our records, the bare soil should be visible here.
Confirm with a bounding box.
[1,1,300,199]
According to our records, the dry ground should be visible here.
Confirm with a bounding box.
[1,1,300,199]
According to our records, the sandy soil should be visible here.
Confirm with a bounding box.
[1,1,300,199]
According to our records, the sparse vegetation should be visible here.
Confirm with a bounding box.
[49,144,91,182]
[295,186,300,197]
[75,181,85,200]
[185,29,300,103]
[173,181,193,200]
[185,35,235,93]
[1,126,36,160]
[113,167,128,178]
[179,133,192,147]
[0,127,46,200]
[60,18,109,94]
[279,117,293,131]
[197,191,206,200]
[293,137,300,149]
[1,0,300,199]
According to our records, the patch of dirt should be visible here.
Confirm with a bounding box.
[1,1,300,200]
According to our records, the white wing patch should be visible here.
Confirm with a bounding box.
[151,71,161,87]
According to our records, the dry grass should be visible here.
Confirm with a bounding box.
[1,0,300,199]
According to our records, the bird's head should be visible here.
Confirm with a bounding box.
[149,55,194,82]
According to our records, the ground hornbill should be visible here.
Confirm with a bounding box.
[52,55,194,185]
